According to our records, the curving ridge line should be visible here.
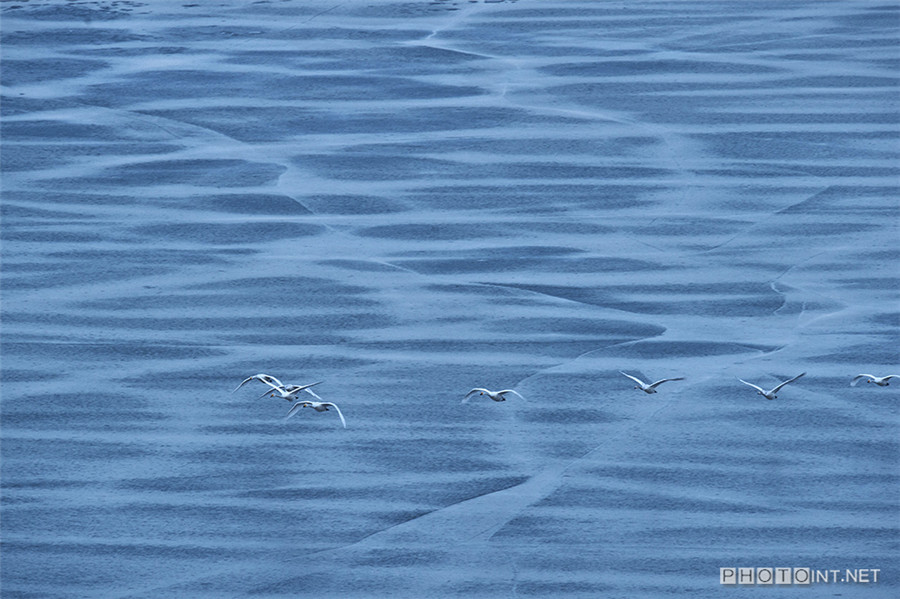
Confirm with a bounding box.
[348,468,564,547]
[108,469,567,599]
[110,333,779,599]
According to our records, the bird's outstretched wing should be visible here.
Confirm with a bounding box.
[738,379,766,394]
[463,388,488,403]
[285,401,306,419]
[284,381,322,394]
[648,377,684,389]
[850,374,872,387]
[233,376,255,393]
[261,378,284,392]
[327,403,347,428]
[620,372,646,387]
[256,387,280,400]
[499,389,526,401]
[233,373,283,393]
[771,372,805,393]
[297,382,324,400]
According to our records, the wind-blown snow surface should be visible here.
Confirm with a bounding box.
[2,1,898,597]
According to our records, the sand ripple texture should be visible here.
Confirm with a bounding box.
[1,1,898,598]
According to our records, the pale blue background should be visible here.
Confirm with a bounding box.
[2,1,898,597]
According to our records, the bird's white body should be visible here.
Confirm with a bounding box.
[620,372,684,394]
[738,372,805,399]
[851,374,897,387]
[462,388,525,403]
[287,400,346,427]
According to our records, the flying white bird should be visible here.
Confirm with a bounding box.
[259,381,323,401]
[286,400,346,428]
[620,371,684,394]
[851,374,898,387]
[233,374,322,401]
[232,373,284,393]
[738,372,805,399]
[462,388,525,403]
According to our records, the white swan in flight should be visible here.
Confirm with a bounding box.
[286,400,346,428]
[233,374,322,400]
[620,371,684,394]
[738,372,805,399]
[851,374,897,387]
[462,388,525,403]
[232,373,284,393]
[259,381,323,401]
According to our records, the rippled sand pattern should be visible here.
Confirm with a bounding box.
[2,1,898,597]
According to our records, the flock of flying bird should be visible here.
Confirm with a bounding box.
[233,370,897,428]
[233,374,346,427]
